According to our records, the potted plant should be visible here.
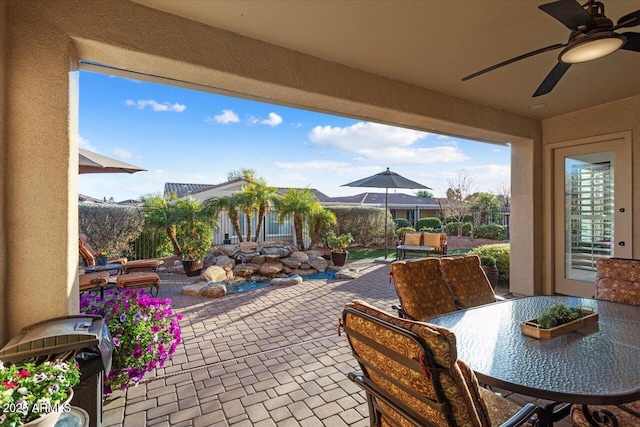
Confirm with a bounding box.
[80,289,182,394]
[480,255,499,288]
[0,359,80,426]
[322,231,353,267]
[94,250,108,266]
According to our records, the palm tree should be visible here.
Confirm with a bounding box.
[308,207,337,249]
[204,194,244,242]
[173,197,219,260]
[142,194,182,257]
[243,179,278,242]
[274,188,321,250]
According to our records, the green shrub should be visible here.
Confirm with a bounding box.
[415,217,441,231]
[473,223,507,240]
[469,243,510,282]
[419,227,441,233]
[396,226,416,239]
[79,204,144,257]
[327,206,393,247]
[130,228,173,260]
[393,218,412,228]
[479,255,496,267]
[445,222,472,236]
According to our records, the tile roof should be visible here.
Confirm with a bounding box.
[163,183,215,198]
[276,187,333,203]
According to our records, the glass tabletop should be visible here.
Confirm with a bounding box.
[428,295,640,405]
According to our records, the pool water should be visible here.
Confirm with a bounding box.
[227,270,336,294]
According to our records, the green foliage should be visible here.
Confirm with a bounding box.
[479,255,496,267]
[473,223,507,240]
[469,243,510,282]
[309,208,337,249]
[396,226,416,239]
[445,222,472,236]
[415,190,434,199]
[444,215,473,224]
[327,206,392,247]
[416,217,441,231]
[393,218,411,228]
[79,205,144,257]
[322,231,353,252]
[130,228,173,260]
[536,304,585,329]
[273,188,321,250]
[227,168,257,182]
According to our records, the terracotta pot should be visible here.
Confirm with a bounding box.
[331,251,348,267]
[482,265,499,288]
[182,260,204,277]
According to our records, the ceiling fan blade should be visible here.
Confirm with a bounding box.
[462,43,565,81]
[621,32,640,52]
[615,10,640,29]
[539,0,595,30]
[533,62,572,97]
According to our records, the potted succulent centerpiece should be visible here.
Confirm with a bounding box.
[322,231,353,267]
[480,255,499,288]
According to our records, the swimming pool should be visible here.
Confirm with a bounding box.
[227,270,336,294]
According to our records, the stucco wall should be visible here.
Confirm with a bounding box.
[3,0,543,336]
[0,0,8,345]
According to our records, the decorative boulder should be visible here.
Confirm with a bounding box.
[201,265,227,283]
[282,267,293,275]
[200,283,227,298]
[308,257,328,272]
[281,257,302,269]
[181,281,208,296]
[290,251,309,263]
[239,242,259,252]
[262,247,290,257]
[299,262,312,270]
[217,244,239,257]
[215,256,235,271]
[259,262,284,276]
[305,250,322,259]
[252,255,266,265]
[335,268,362,280]
[271,275,303,286]
[233,264,259,277]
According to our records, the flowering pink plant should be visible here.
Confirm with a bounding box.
[94,251,107,258]
[80,289,182,394]
[0,359,80,426]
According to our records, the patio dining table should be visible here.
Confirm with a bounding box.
[428,295,640,426]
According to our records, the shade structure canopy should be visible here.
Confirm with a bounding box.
[79,149,146,174]
[342,167,431,259]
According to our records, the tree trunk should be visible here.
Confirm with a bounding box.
[244,210,252,242]
[230,211,243,242]
[166,225,182,257]
[294,214,305,250]
[253,205,266,242]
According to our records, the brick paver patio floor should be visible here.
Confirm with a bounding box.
[102,259,571,426]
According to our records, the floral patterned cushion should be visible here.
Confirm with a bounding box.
[344,300,488,427]
[595,258,640,306]
[440,256,496,309]
[391,258,458,321]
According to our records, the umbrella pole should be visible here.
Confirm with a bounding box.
[384,187,388,259]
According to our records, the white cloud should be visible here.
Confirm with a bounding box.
[113,148,133,159]
[308,122,467,164]
[260,112,283,127]
[206,109,240,124]
[78,136,97,152]
[125,99,186,113]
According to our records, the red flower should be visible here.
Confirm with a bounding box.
[15,369,31,378]
[2,379,19,388]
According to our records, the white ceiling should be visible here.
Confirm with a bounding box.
[132,0,640,120]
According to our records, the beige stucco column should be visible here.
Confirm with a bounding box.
[4,2,80,337]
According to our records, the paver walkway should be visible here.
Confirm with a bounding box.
[102,259,571,426]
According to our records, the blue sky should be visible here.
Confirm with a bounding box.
[79,70,510,202]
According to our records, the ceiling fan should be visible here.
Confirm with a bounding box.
[462,0,640,97]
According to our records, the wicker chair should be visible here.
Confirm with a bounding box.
[571,258,640,426]
[390,257,458,321]
[440,255,500,309]
[342,300,543,427]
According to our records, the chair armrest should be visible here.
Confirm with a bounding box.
[391,304,407,318]
[495,295,507,302]
[499,402,544,427]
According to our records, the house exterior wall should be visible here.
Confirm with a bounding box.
[542,95,640,294]
[0,0,8,346]
[2,0,542,339]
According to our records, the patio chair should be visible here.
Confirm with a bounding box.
[440,255,500,309]
[79,234,163,273]
[571,258,640,426]
[342,300,543,427]
[390,257,458,321]
[79,271,109,295]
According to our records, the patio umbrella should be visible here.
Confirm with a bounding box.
[342,167,431,259]
[79,149,146,174]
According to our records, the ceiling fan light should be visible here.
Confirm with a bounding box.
[560,34,625,63]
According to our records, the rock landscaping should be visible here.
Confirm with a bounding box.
[180,241,357,298]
